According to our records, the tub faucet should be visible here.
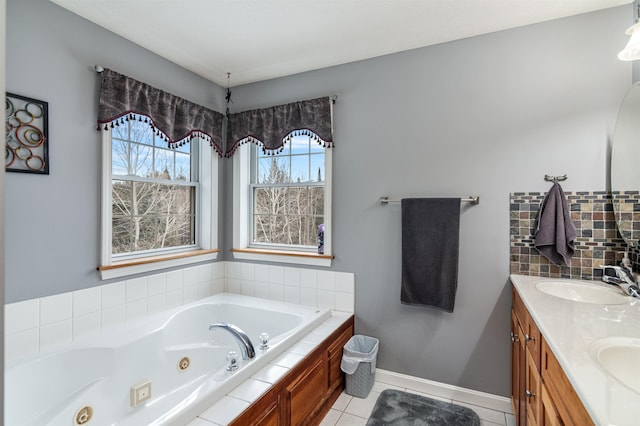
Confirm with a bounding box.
[209,322,256,359]
[601,265,640,298]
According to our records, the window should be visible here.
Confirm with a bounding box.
[100,115,218,279]
[233,133,332,267]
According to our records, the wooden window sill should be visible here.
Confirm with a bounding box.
[231,248,333,267]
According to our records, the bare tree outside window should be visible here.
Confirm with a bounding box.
[111,116,196,255]
[251,135,324,248]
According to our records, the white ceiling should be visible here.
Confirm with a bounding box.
[51,0,632,87]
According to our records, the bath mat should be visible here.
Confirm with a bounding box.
[366,389,480,426]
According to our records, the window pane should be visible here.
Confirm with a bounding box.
[310,141,324,154]
[270,188,287,216]
[310,154,324,182]
[129,143,153,177]
[308,187,324,216]
[258,157,290,183]
[291,155,309,182]
[161,214,194,246]
[129,119,154,145]
[112,180,132,216]
[112,123,128,140]
[112,140,129,176]
[134,215,160,251]
[290,135,310,156]
[175,142,191,153]
[112,216,133,254]
[253,214,274,243]
[175,152,191,181]
[155,148,174,179]
[254,188,272,215]
[287,187,309,215]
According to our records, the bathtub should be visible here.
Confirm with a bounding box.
[5,293,332,426]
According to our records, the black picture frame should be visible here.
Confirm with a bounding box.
[5,92,49,174]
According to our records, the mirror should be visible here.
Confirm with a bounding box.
[611,83,640,247]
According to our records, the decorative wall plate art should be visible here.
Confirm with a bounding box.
[5,92,49,174]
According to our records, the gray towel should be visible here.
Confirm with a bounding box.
[534,182,576,266]
[401,198,461,312]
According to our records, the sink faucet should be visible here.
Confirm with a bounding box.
[601,265,640,298]
[209,322,256,359]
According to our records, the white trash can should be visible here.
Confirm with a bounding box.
[340,335,379,398]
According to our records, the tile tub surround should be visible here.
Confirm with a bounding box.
[510,191,631,280]
[5,262,355,361]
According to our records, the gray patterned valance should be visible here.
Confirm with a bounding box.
[226,97,333,157]
[97,68,225,156]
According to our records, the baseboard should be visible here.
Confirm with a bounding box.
[374,369,513,414]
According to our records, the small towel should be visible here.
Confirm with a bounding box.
[534,182,577,266]
[401,198,461,312]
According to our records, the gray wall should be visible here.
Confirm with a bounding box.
[5,0,226,303]
[224,6,631,396]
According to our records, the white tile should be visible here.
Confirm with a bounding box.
[318,270,336,291]
[5,299,39,334]
[212,262,225,279]
[166,269,184,291]
[284,285,301,303]
[287,340,316,356]
[455,402,506,425]
[268,265,285,283]
[268,283,285,301]
[284,267,301,286]
[199,396,250,425]
[184,284,198,303]
[272,352,304,368]
[198,263,215,283]
[101,305,125,330]
[228,378,271,403]
[226,279,241,294]
[240,280,255,296]
[251,364,289,384]
[125,277,148,302]
[254,281,270,299]
[5,329,39,360]
[147,273,167,296]
[198,282,214,298]
[320,409,342,426]
[300,268,317,288]
[166,289,184,309]
[148,293,167,315]
[344,390,380,418]
[254,264,269,281]
[212,278,225,295]
[335,292,354,313]
[335,413,368,426]
[73,311,101,339]
[332,392,353,411]
[125,300,147,322]
[300,287,317,307]
[40,293,72,325]
[183,266,199,286]
[40,319,72,351]
[505,413,516,426]
[239,262,255,281]
[371,381,403,393]
[301,331,326,345]
[226,262,243,280]
[317,290,336,310]
[73,286,102,317]
[335,272,355,293]
[101,281,125,309]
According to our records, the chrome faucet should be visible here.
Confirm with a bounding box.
[601,265,640,298]
[209,322,256,359]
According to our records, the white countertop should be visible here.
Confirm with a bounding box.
[510,274,640,426]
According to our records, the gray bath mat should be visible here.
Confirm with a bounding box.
[366,389,480,426]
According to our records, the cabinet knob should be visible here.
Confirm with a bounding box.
[526,389,535,399]
[510,332,519,343]
[525,334,535,342]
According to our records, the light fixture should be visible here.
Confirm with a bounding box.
[619,3,640,61]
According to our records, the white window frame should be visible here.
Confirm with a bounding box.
[100,131,219,280]
[232,142,332,267]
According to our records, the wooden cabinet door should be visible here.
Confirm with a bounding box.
[541,384,563,426]
[285,357,326,426]
[327,326,352,394]
[525,349,541,426]
[510,310,521,421]
[517,320,526,426]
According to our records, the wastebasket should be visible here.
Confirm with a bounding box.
[340,335,379,398]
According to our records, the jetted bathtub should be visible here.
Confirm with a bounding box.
[5,293,332,426]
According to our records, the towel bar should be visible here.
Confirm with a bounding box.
[379,196,479,205]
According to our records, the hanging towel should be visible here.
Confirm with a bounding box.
[534,182,577,266]
[401,198,461,313]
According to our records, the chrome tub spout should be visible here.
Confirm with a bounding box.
[209,322,256,359]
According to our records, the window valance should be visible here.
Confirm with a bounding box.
[97,68,225,156]
[226,97,333,157]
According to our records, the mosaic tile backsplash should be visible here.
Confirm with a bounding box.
[510,190,638,280]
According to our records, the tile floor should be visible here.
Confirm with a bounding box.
[320,380,516,426]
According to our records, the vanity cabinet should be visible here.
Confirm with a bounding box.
[511,287,593,426]
[230,316,354,426]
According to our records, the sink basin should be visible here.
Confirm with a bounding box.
[535,281,630,304]
[596,339,640,394]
